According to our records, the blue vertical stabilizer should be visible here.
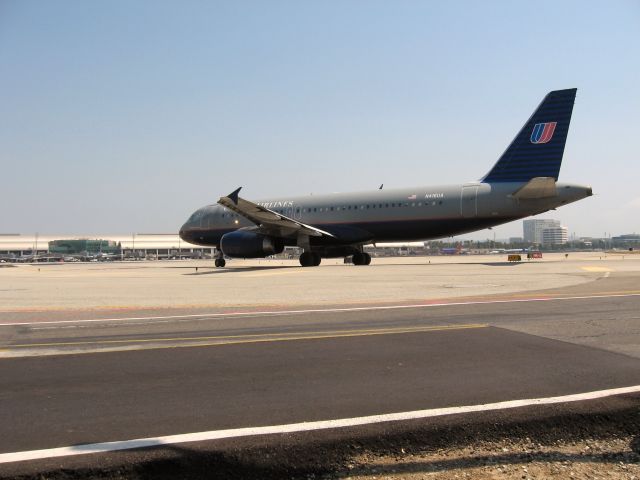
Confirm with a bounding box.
[482,88,577,182]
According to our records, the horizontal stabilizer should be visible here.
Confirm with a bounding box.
[511,177,557,199]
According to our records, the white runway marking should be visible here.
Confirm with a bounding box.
[1,292,639,327]
[1,385,639,464]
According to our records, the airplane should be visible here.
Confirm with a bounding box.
[179,88,592,268]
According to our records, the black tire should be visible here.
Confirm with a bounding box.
[363,252,371,265]
[215,258,226,268]
[299,252,313,267]
[312,252,321,266]
[352,252,365,265]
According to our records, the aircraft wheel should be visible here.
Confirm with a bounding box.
[312,252,321,266]
[299,252,314,267]
[352,252,365,265]
[363,252,371,265]
[215,258,226,268]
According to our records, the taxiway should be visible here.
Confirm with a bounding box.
[0,253,639,477]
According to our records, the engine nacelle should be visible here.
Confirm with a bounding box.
[220,230,285,258]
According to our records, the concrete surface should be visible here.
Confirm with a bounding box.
[1,252,637,311]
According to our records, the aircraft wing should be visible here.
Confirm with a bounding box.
[218,187,335,239]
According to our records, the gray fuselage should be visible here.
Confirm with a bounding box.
[179,181,592,252]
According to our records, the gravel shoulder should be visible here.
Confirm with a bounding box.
[2,395,638,479]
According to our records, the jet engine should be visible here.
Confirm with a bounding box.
[220,230,285,258]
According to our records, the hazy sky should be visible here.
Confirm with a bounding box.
[1,1,639,240]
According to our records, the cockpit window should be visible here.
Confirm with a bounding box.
[188,209,205,224]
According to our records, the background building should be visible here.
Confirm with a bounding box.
[49,239,119,255]
[612,234,640,244]
[541,226,569,245]
[523,219,561,244]
[0,234,213,261]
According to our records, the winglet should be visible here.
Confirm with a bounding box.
[227,187,242,205]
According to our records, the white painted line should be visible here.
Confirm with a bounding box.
[1,385,639,464]
[1,292,640,327]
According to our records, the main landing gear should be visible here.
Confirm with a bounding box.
[352,252,371,265]
[214,250,226,268]
[299,251,321,267]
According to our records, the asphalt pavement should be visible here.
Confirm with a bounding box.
[0,271,639,477]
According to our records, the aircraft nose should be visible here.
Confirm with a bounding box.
[179,223,190,241]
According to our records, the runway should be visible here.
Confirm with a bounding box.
[2,273,640,358]
[1,257,639,477]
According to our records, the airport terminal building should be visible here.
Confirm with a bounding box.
[0,233,435,261]
[0,233,213,260]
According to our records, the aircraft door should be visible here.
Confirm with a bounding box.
[460,185,478,217]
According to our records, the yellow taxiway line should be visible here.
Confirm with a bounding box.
[3,323,487,353]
